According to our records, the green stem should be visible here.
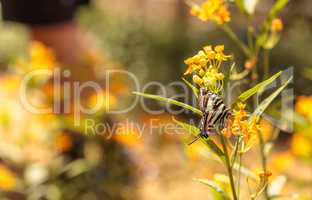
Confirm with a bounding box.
[247,16,254,51]
[219,24,252,57]
[257,131,271,200]
[237,152,242,199]
[220,134,238,200]
[263,49,270,79]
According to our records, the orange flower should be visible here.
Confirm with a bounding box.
[228,103,260,152]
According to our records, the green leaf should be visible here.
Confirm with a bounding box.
[251,76,292,120]
[133,91,202,116]
[235,71,282,103]
[268,0,289,19]
[172,117,199,137]
[173,118,225,161]
[182,77,199,98]
[194,178,231,200]
[205,139,226,162]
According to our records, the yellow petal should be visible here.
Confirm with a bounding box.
[214,45,225,52]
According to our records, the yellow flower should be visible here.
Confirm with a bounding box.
[291,134,312,157]
[203,45,216,59]
[214,45,231,61]
[271,18,283,32]
[190,5,201,17]
[296,96,312,121]
[183,56,202,75]
[16,41,57,72]
[214,44,224,52]
[190,0,231,24]
[184,45,230,74]
[215,73,224,80]
[215,4,231,24]
[0,165,16,191]
[184,44,231,92]
[29,41,57,70]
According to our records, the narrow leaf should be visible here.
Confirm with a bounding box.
[236,71,282,103]
[133,91,202,115]
[194,178,231,200]
[206,139,226,162]
[182,77,199,98]
[251,76,292,120]
[172,117,199,137]
[173,118,225,161]
[268,0,289,18]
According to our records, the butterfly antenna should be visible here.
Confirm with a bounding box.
[188,136,200,145]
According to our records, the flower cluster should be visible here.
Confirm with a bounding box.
[226,103,260,152]
[190,0,231,24]
[184,45,230,93]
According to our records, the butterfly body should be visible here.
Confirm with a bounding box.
[198,88,231,138]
